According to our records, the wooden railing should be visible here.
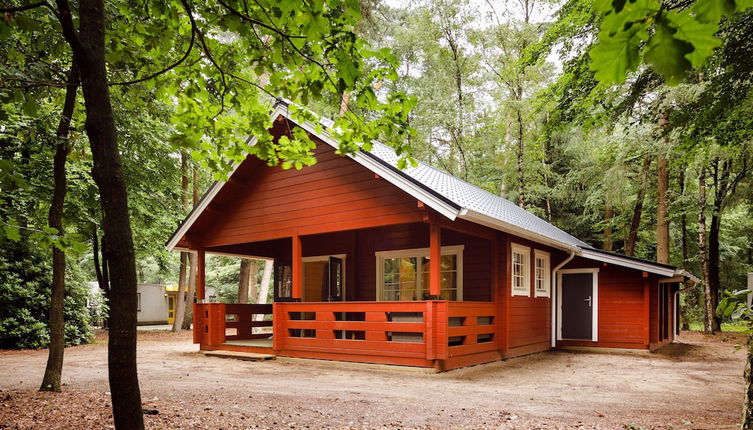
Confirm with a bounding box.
[193,303,273,346]
[445,301,498,358]
[273,301,497,365]
[195,301,498,367]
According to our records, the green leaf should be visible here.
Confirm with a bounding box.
[692,0,736,24]
[668,11,722,68]
[4,224,21,242]
[22,98,37,116]
[589,26,645,84]
[643,15,693,85]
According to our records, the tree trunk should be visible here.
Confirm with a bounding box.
[181,253,197,330]
[698,169,714,334]
[57,0,145,427]
[625,154,650,257]
[40,63,78,393]
[172,153,191,332]
[516,109,525,208]
[238,259,253,304]
[679,169,689,270]
[603,199,614,252]
[741,334,753,429]
[255,260,273,322]
[181,165,200,329]
[171,252,188,332]
[656,153,670,264]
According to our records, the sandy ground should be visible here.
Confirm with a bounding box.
[0,330,747,429]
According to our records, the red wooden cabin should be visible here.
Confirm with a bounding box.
[167,101,698,371]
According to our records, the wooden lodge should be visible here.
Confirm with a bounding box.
[166,101,699,371]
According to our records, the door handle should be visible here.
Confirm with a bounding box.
[584,296,592,307]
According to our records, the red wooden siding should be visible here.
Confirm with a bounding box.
[192,132,425,249]
[556,258,667,349]
[354,223,492,301]
[500,235,564,358]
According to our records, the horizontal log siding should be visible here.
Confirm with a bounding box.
[557,258,652,349]
[356,224,492,301]
[199,139,424,248]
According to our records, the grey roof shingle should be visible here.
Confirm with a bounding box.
[366,141,593,249]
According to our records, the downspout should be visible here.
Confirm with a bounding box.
[551,251,576,348]
[672,278,699,343]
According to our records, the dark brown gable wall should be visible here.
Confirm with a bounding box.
[195,134,426,248]
[354,224,492,301]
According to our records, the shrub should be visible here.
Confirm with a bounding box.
[0,242,93,349]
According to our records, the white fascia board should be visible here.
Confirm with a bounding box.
[458,209,579,253]
[674,269,701,284]
[285,110,461,221]
[579,248,676,277]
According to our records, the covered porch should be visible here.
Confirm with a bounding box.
[190,220,502,371]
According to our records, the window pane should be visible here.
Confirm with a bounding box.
[382,257,418,301]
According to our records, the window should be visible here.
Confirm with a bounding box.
[534,250,550,297]
[377,246,463,301]
[511,244,530,296]
[137,293,141,312]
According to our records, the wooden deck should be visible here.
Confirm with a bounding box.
[194,301,500,371]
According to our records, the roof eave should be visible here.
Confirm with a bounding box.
[579,248,677,278]
[458,209,580,253]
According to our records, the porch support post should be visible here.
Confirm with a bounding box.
[197,248,206,302]
[292,234,302,299]
[429,220,441,297]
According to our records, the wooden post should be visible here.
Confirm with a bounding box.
[196,248,206,302]
[292,234,302,299]
[429,221,441,297]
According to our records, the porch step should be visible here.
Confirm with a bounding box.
[203,350,276,361]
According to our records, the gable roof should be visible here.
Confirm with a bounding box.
[166,101,697,282]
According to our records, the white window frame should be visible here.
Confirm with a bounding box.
[511,243,531,297]
[534,250,551,298]
[375,245,464,301]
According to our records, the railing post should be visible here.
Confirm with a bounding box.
[273,302,282,351]
[426,301,435,360]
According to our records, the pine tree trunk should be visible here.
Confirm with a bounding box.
[255,260,273,321]
[182,253,197,330]
[171,252,187,332]
[172,153,191,332]
[708,161,725,332]
[238,259,252,304]
[40,63,78,393]
[625,155,650,257]
[516,109,525,208]
[57,1,144,427]
[603,199,613,252]
[698,169,714,334]
[656,152,670,264]
[181,164,200,329]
